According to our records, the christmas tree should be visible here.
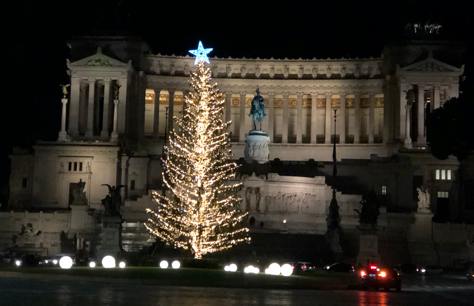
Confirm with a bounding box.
[145,42,249,259]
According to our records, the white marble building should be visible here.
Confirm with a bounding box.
[3,36,470,264]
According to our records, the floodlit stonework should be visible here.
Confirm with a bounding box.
[2,36,471,265]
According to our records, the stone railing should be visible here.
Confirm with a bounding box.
[145,54,383,79]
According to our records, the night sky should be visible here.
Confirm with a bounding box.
[1,0,473,200]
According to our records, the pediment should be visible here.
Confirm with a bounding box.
[69,47,129,68]
[400,56,463,74]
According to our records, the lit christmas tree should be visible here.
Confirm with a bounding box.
[145,41,250,259]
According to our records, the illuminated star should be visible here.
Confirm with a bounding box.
[188,41,213,65]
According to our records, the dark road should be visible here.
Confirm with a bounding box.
[1,272,473,306]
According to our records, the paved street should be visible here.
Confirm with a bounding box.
[0,272,473,306]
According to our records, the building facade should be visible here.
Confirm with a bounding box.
[4,36,473,265]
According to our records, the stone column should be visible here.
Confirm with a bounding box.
[310,93,317,143]
[417,86,426,145]
[86,79,95,138]
[225,92,232,123]
[167,90,175,133]
[368,94,375,144]
[118,78,128,134]
[325,93,332,143]
[340,94,346,144]
[404,102,413,148]
[449,83,459,99]
[111,99,119,142]
[282,93,289,143]
[58,98,69,141]
[153,89,161,139]
[434,85,440,109]
[354,94,361,144]
[268,93,274,141]
[239,92,246,141]
[101,78,111,138]
[296,93,303,143]
[69,77,80,137]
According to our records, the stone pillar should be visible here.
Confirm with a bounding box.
[296,93,303,143]
[310,93,317,143]
[417,86,426,145]
[325,93,332,143]
[282,93,289,144]
[340,94,346,144]
[225,92,232,123]
[449,83,459,99]
[268,93,274,141]
[118,78,128,134]
[368,94,375,144]
[86,79,95,138]
[167,90,175,133]
[404,102,413,148]
[434,85,440,109]
[69,77,80,137]
[100,78,111,138]
[58,98,69,141]
[111,99,119,142]
[354,94,361,144]
[239,92,246,141]
[153,89,161,139]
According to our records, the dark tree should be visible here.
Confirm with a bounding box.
[427,96,474,161]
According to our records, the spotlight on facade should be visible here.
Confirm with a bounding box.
[244,265,259,274]
[14,259,22,267]
[159,260,169,269]
[118,261,126,269]
[280,263,294,277]
[59,256,74,269]
[52,259,58,265]
[101,255,116,269]
[44,260,49,264]
[265,262,281,275]
[171,260,181,269]
[89,261,96,268]
[282,219,287,224]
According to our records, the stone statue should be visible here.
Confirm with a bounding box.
[417,186,431,213]
[249,88,266,131]
[71,179,88,205]
[12,223,42,246]
[60,84,70,99]
[101,184,125,217]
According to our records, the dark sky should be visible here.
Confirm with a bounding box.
[1,0,472,192]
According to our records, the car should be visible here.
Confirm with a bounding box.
[324,262,355,273]
[467,264,474,281]
[358,264,402,291]
[293,262,317,273]
[416,265,443,274]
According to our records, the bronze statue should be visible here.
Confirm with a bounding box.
[249,88,266,130]
[101,184,125,217]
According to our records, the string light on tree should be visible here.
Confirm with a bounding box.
[145,41,250,259]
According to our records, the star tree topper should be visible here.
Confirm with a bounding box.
[188,41,213,65]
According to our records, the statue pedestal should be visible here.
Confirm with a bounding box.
[96,216,122,260]
[244,130,270,164]
[408,212,437,265]
[357,226,380,266]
